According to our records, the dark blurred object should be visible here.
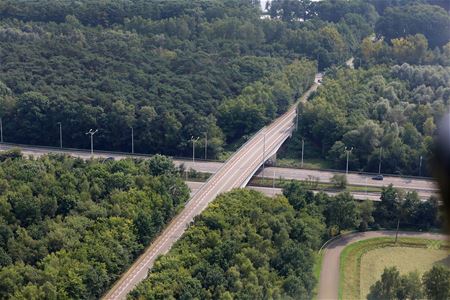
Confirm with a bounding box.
[433,113,450,232]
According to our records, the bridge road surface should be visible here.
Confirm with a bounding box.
[101,80,321,299]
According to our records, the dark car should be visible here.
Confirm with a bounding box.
[372,174,384,180]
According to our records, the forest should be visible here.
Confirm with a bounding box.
[129,180,441,299]
[0,0,374,158]
[0,0,449,298]
[283,64,450,176]
[0,150,188,299]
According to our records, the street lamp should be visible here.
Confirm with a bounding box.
[57,122,62,149]
[131,127,134,154]
[345,146,353,175]
[0,117,3,143]
[85,129,98,155]
[378,147,382,174]
[301,138,305,168]
[191,136,199,163]
[419,155,423,176]
[204,132,207,159]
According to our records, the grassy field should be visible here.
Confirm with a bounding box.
[275,158,332,169]
[360,246,450,298]
[312,252,324,300]
[339,237,450,300]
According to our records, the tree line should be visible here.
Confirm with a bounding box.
[368,265,450,300]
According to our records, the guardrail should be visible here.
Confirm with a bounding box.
[318,231,358,254]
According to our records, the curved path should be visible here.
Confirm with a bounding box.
[317,230,448,300]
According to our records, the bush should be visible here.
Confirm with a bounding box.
[331,174,347,189]
[358,221,368,232]
[0,148,22,162]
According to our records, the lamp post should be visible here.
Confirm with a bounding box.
[378,147,382,174]
[0,117,3,143]
[204,132,207,159]
[191,136,199,163]
[345,146,353,175]
[85,129,98,155]
[273,170,275,196]
[131,127,134,154]
[57,122,62,149]
[301,138,305,168]
[419,155,423,176]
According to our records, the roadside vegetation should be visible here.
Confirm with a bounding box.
[0,150,188,298]
[339,237,450,300]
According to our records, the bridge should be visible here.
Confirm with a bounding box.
[100,76,321,299]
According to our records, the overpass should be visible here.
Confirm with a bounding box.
[99,76,321,299]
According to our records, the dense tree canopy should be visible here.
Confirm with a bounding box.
[129,189,321,299]
[284,64,450,175]
[0,0,371,158]
[0,150,188,298]
[375,4,450,48]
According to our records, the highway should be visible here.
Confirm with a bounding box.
[98,77,321,299]
[0,145,438,196]
[185,181,434,201]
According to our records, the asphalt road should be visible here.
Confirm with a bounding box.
[0,144,438,197]
[100,79,320,299]
[185,181,419,202]
[317,231,448,300]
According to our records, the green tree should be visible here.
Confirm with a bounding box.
[325,192,358,233]
[375,4,450,48]
[422,265,450,300]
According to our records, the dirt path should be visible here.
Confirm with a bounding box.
[317,231,448,300]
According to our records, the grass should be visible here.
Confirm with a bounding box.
[312,252,324,300]
[248,177,382,193]
[339,237,450,300]
[360,246,450,298]
[275,157,332,169]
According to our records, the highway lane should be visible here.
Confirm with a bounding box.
[177,160,438,193]
[101,79,320,299]
[185,181,434,201]
[0,144,438,195]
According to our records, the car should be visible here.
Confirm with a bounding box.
[102,157,115,163]
[372,174,384,180]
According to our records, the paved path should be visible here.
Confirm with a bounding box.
[317,231,448,300]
